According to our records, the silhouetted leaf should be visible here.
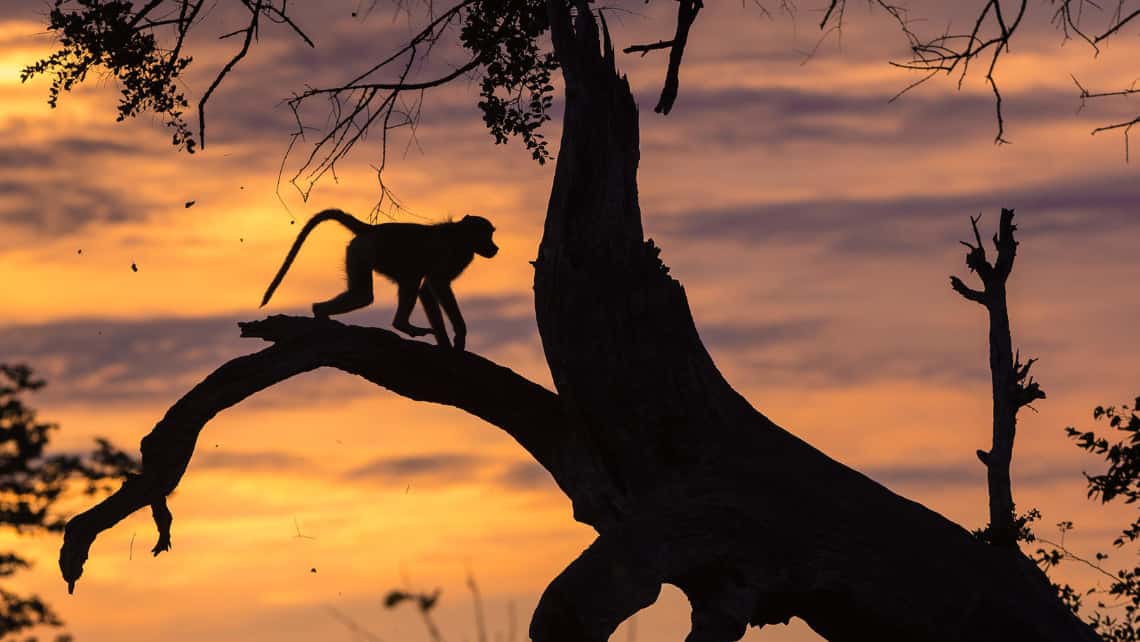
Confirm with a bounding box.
[383,590,411,608]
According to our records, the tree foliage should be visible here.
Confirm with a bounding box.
[0,364,137,641]
[1029,398,1140,641]
[1070,399,1140,531]
[19,0,560,185]
[21,0,1140,182]
[461,0,557,163]
[20,0,195,152]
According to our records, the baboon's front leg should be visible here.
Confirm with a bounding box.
[419,285,452,348]
[392,279,433,338]
[434,282,467,350]
[313,240,374,319]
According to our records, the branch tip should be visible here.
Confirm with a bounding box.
[950,275,986,304]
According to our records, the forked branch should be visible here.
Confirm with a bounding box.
[622,0,704,114]
[283,0,478,212]
[821,0,1140,147]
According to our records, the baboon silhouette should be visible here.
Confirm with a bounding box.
[261,209,498,349]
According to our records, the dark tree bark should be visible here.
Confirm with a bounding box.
[60,3,1097,641]
[950,211,1046,548]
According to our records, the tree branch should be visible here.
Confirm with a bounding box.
[1094,7,1140,43]
[282,0,476,211]
[861,0,1140,147]
[59,316,570,592]
[620,0,702,115]
[1075,75,1140,160]
[950,275,987,304]
[127,0,169,28]
[294,60,480,95]
[198,0,264,150]
[622,39,674,55]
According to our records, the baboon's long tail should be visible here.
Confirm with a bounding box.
[260,209,372,307]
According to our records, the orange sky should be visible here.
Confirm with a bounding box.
[1,2,1138,641]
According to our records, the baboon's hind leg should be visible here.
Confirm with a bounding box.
[392,278,433,338]
[312,238,374,319]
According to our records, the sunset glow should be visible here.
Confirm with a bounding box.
[2,1,1138,640]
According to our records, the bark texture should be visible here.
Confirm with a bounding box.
[60,2,1097,641]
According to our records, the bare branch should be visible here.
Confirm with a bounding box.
[619,0,703,115]
[958,212,996,282]
[168,0,205,69]
[1050,0,1099,50]
[59,316,570,592]
[622,39,675,55]
[127,0,168,29]
[1095,7,1140,42]
[1075,76,1140,101]
[970,212,985,249]
[198,0,262,150]
[294,60,479,95]
[280,0,478,213]
[1073,74,1140,160]
[861,0,1140,147]
[950,276,987,304]
[655,0,702,114]
[820,0,840,30]
[264,1,314,47]
[195,1,312,149]
[881,0,1028,144]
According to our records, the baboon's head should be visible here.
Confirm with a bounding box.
[461,215,499,258]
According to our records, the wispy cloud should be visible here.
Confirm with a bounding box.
[0,134,159,233]
[496,460,555,491]
[653,173,1140,256]
[642,84,1100,152]
[193,449,311,472]
[344,453,558,492]
[0,294,539,404]
[0,314,246,402]
[345,452,487,484]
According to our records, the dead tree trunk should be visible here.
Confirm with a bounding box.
[950,211,1046,548]
[60,2,1097,640]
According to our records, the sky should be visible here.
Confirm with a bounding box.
[1,1,1138,641]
